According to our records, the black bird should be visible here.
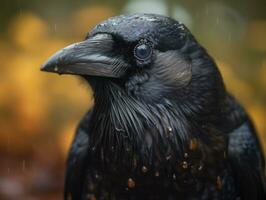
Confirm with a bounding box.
[41,13,266,200]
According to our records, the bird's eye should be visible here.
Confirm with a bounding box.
[134,43,152,61]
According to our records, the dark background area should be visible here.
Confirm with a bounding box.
[0,0,265,199]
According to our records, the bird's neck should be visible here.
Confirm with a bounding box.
[87,82,225,170]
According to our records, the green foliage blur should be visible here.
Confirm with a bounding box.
[0,0,265,199]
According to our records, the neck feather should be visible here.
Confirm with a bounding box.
[87,82,225,170]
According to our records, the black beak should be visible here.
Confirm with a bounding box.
[41,34,127,78]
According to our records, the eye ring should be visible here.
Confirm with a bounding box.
[134,40,153,61]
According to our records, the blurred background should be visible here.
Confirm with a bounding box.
[0,0,265,199]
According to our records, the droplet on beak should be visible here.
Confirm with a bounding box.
[54,66,59,72]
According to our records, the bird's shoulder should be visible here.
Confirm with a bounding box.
[218,94,247,133]
[227,122,266,199]
[221,94,263,161]
[222,95,266,199]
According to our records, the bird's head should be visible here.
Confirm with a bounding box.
[42,13,225,109]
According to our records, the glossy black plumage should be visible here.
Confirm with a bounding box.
[41,13,266,200]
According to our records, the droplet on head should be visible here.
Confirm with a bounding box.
[141,166,148,173]
[168,127,172,132]
[178,25,185,31]
[127,178,136,188]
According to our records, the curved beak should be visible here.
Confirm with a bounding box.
[41,34,127,78]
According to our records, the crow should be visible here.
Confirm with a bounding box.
[41,13,266,200]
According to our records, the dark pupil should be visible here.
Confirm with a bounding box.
[135,44,151,60]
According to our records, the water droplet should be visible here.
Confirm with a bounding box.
[54,66,59,72]
[19,8,22,17]
[127,178,135,188]
[216,17,220,25]
[223,151,227,158]
[155,171,160,177]
[227,32,232,42]
[189,138,198,150]
[182,161,188,169]
[95,173,99,179]
[86,194,96,200]
[178,25,185,31]
[133,156,137,168]
[168,127,172,132]
[141,166,148,173]
[205,7,209,15]
[66,193,71,200]
[22,160,26,172]
[88,183,95,192]
[184,153,188,158]
[173,174,176,180]
[166,155,171,160]
[216,176,222,190]
[198,164,203,171]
